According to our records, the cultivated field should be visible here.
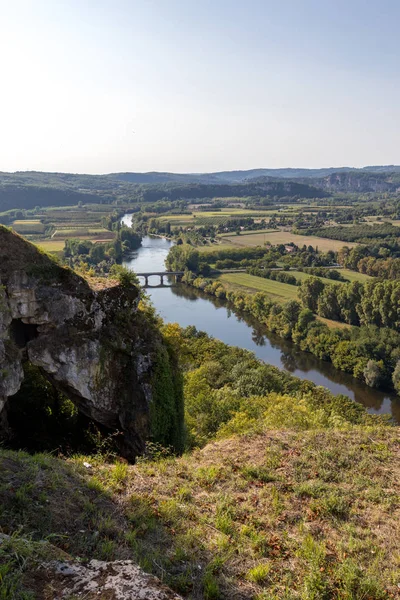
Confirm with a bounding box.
[217,272,299,302]
[289,270,345,285]
[197,243,237,253]
[52,228,115,240]
[221,231,358,251]
[34,240,66,252]
[12,220,45,234]
[159,209,276,228]
[289,268,372,285]
[340,268,373,283]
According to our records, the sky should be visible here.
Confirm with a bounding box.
[1,0,400,174]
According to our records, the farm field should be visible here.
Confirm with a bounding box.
[289,270,346,285]
[159,209,277,227]
[340,268,373,283]
[52,228,115,240]
[289,268,372,285]
[197,243,236,253]
[219,228,275,238]
[12,220,45,233]
[221,231,358,251]
[34,240,66,252]
[216,272,299,302]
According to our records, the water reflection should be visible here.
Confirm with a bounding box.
[122,233,400,422]
[168,284,400,422]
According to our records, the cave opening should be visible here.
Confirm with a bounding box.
[3,361,119,456]
[10,319,39,348]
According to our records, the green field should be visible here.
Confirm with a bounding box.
[216,268,372,304]
[288,270,344,285]
[340,268,373,283]
[217,272,299,302]
[289,268,372,285]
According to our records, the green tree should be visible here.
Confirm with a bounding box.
[298,277,325,312]
[363,360,384,388]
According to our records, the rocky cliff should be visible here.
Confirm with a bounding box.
[0,227,183,460]
[297,171,400,193]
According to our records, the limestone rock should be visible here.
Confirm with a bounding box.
[0,227,182,460]
[43,559,183,599]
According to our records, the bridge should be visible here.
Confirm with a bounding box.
[136,271,184,287]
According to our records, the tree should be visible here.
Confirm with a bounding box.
[282,300,301,325]
[363,360,384,387]
[296,308,315,331]
[165,245,200,272]
[393,361,400,394]
[298,277,325,312]
[317,284,341,321]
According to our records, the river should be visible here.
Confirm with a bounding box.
[122,225,400,422]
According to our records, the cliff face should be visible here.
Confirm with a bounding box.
[297,172,400,193]
[0,227,183,460]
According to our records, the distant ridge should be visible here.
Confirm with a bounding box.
[0,166,399,211]
[110,165,400,185]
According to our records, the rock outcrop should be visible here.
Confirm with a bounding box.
[0,227,183,460]
[42,559,184,599]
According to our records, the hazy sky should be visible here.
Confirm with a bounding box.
[1,0,400,173]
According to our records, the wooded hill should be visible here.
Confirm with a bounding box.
[1,165,400,211]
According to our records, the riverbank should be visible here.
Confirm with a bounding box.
[122,233,400,422]
[179,270,400,403]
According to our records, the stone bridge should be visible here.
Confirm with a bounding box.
[136,272,184,288]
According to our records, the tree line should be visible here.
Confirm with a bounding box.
[298,277,400,330]
[179,270,400,394]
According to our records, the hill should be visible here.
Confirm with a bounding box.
[2,166,400,211]
[111,165,400,184]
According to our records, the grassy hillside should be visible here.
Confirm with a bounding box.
[1,427,399,599]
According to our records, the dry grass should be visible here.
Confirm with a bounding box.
[52,227,115,240]
[221,231,358,251]
[317,316,353,330]
[34,239,66,252]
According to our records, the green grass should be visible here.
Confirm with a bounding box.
[291,269,372,284]
[288,270,344,285]
[287,269,372,285]
[340,268,373,282]
[217,272,299,301]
